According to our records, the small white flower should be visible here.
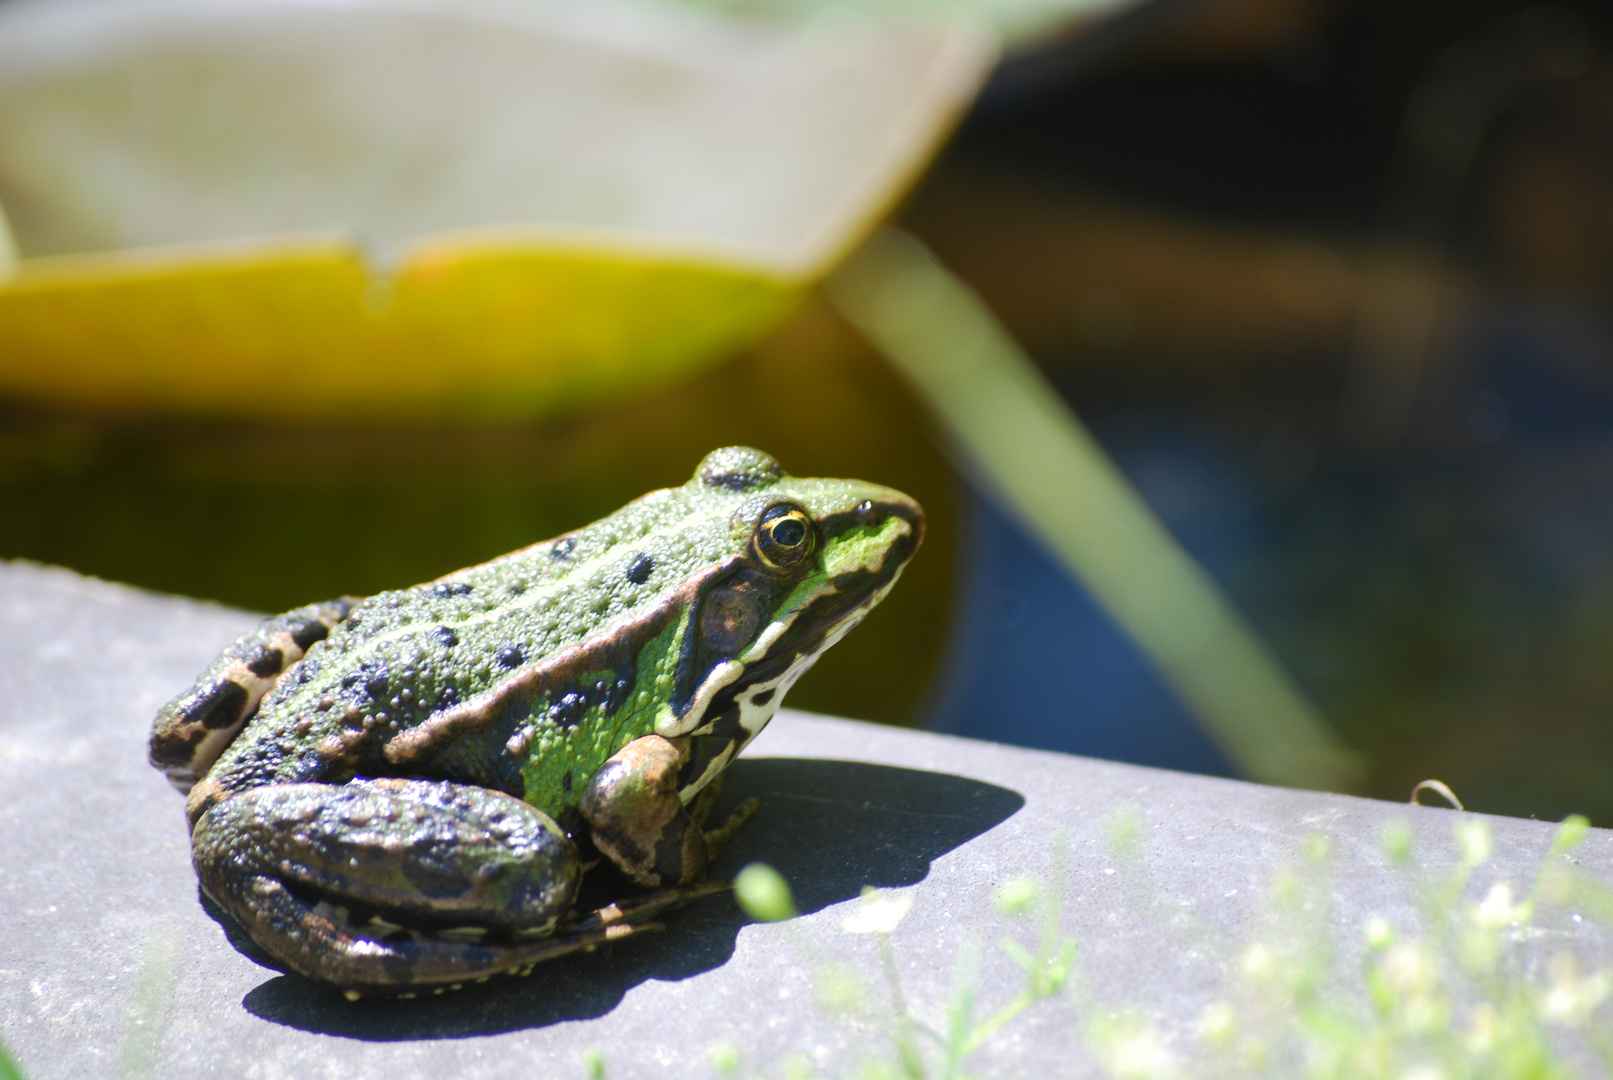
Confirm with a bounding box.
[841,886,913,935]
[1240,944,1274,982]
[1363,916,1395,950]
[1383,942,1437,994]
[1538,953,1611,1027]
[1472,882,1530,928]
[1102,1020,1178,1080]
[1195,1002,1236,1050]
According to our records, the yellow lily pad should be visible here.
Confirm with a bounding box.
[0,0,993,421]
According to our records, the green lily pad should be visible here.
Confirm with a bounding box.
[0,0,993,420]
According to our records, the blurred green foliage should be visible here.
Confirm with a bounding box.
[633,813,1613,1078]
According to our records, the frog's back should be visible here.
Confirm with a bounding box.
[198,482,743,811]
[178,445,925,828]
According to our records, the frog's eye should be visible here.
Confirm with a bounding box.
[753,504,815,571]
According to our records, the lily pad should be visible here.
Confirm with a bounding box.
[0,0,993,420]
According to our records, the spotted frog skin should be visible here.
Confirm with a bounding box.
[149,448,923,996]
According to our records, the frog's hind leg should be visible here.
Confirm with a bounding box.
[338,882,728,998]
[193,778,589,991]
[149,597,356,791]
[201,875,666,998]
[196,778,728,995]
[221,876,699,998]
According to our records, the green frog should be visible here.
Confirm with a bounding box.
[148,447,923,997]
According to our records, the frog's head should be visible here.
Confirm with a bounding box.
[660,447,924,790]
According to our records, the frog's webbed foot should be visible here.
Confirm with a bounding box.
[194,778,588,991]
[685,775,760,861]
[150,597,356,792]
[348,880,729,998]
[703,797,760,861]
[582,735,759,889]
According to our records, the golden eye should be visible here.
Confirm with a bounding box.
[753,504,815,571]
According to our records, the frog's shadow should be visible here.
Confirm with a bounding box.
[242,757,1024,1041]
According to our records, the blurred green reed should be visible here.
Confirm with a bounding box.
[116,931,180,1080]
[828,229,1359,791]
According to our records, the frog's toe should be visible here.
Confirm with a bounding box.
[701,797,759,861]
[568,878,731,934]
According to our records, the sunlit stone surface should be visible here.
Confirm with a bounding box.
[2,560,1610,1078]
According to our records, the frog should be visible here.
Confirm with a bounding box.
[148,447,924,997]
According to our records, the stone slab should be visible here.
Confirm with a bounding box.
[2,559,1610,1078]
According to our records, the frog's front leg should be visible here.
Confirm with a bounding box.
[149,598,356,791]
[582,734,756,888]
[193,778,583,989]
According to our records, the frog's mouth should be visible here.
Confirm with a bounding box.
[672,499,922,799]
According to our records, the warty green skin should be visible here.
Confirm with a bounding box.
[149,447,924,994]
